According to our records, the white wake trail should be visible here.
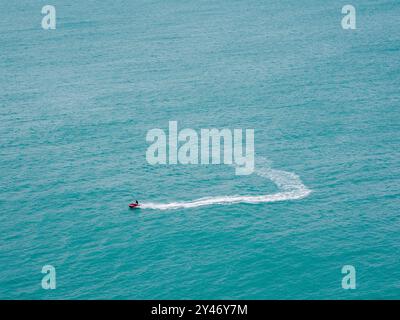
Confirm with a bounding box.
[141,161,311,210]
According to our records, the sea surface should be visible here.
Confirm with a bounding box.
[1,0,399,299]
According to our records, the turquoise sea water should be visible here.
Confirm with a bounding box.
[1,0,399,299]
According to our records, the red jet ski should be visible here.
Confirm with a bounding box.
[129,201,140,209]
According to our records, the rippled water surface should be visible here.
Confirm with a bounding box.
[1,0,399,299]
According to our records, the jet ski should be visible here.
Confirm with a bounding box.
[129,201,140,209]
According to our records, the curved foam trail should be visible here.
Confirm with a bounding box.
[141,162,311,210]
